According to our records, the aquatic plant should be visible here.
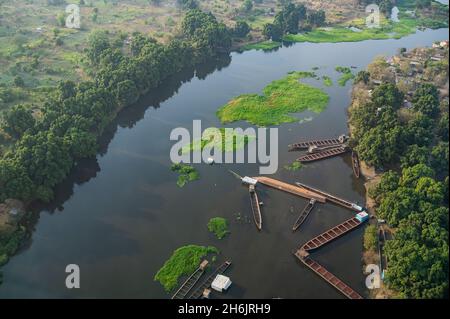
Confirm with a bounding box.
[217,71,329,126]
[284,161,303,171]
[181,128,256,154]
[170,164,200,187]
[322,76,333,87]
[154,245,218,292]
[207,217,229,239]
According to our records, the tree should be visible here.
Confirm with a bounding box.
[115,80,139,106]
[233,21,250,38]
[400,144,429,169]
[355,71,370,84]
[372,83,404,110]
[263,23,283,42]
[177,0,198,10]
[86,30,111,64]
[241,0,253,13]
[1,104,35,138]
[414,94,440,117]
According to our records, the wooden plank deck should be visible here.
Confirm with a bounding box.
[253,177,326,203]
[297,146,349,163]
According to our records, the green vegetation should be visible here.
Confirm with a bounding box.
[0,9,230,203]
[284,161,303,171]
[154,245,218,292]
[284,0,448,44]
[363,225,378,251]
[322,76,333,87]
[170,164,200,188]
[207,217,229,239]
[241,40,281,51]
[335,66,355,86]
[262,3,325,42]
[217,71,329,126]
[350,50,449,298]
[181,128,255,154]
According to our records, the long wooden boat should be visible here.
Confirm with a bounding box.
[292,199,316,231]
[288,135,348,151]
[297,146,349,163]
[352,151,361,179]
[249,185,262,231]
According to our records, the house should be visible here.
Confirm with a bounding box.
[440,40,449,48]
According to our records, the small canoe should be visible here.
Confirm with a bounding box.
[352,151,361,179]
[292,199,316,231]
[249,185,262,231]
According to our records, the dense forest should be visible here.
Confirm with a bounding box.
[0,9,232,203]
[350,53,449,297]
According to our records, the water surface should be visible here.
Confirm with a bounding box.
[0,27,448,299]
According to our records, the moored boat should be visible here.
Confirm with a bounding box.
[352,151,360,179]
[249,185,262,231]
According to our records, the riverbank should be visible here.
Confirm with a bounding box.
[348,41,449,298]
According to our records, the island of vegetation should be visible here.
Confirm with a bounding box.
[217,71,329,126]
[322,76,333,87]
[207,217,229,239]
[349,42,449,298]
[284,161,303,171]
[336,66,355,86]
[170,163,200,188]
[154,244,218,292]
[181,128,256,154]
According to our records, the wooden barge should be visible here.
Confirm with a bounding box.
[292,199,316,232]
[301,217,362,251]
[252,176,326,203]
[189,261,232,299]
[297,146,349,163]
[294,214,367,299]
[172,261,208,299]
[289,135,348,151]
[352,151,361,179]
[249,185,262,231]
[295,182,363,212]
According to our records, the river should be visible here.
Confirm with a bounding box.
[0,27,448,299]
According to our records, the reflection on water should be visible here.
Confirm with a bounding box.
[0,28,448,299]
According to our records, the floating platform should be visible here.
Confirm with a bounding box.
[249,185,262,231]
[189,261,232,299]
[292,199,316,232]
[289,135,348,151]
[297,146,349,163]
[252,177,326,203]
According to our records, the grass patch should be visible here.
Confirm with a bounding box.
[154,245,218,292]
[207,217,229,239]
[170,164,200,188]
[181,128,255,154]
[217,71,329,126]
[284,161,303,171]
[322,76,333,87]
[283,11,448,44]
[241,40,281,51]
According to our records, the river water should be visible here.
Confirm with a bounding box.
[0,27,448,299]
